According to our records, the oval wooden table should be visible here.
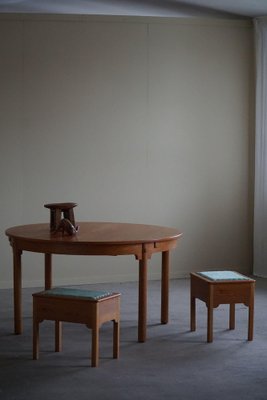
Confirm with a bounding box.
[5,222,182,342]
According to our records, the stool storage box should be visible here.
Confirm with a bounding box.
[32,287,120,367]
[190,271,255,342]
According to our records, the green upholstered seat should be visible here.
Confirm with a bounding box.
[197,271,251,281]
[41,287,113,300]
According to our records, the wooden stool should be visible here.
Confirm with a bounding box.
[32,288,120,367]
[190,271,255,342]
[44,202,77,231]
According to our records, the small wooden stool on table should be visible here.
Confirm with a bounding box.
[32,288,120,367]
[190,271,255,342]
[44,202,77,231]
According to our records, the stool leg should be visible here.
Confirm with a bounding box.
[207,286,214,343]
[207,305,213,343]
[33,319,39,360]
[229,303,235,330]
[248,284,255,341]
[190,296,196,331]
[248,301,254,341]
[91,328,99,367]
[54,209,61,230]
[113,320,120,359]
[55,321,62,352]
[66,209,75,226]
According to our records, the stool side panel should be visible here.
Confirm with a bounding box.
[98,297,120,325]
[191,274,210,303]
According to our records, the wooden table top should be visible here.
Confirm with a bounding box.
[6,222,182,245]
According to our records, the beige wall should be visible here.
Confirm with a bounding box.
[0,15,254,288]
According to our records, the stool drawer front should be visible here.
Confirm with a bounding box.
[34,297,96,324]
[213,283,254,306]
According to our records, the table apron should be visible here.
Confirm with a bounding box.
[10,239,177,259]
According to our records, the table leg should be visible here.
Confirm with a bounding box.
[45,254,52,290]
[13,247,22,334]
[161,251,169,324]
[138,251,148,343]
